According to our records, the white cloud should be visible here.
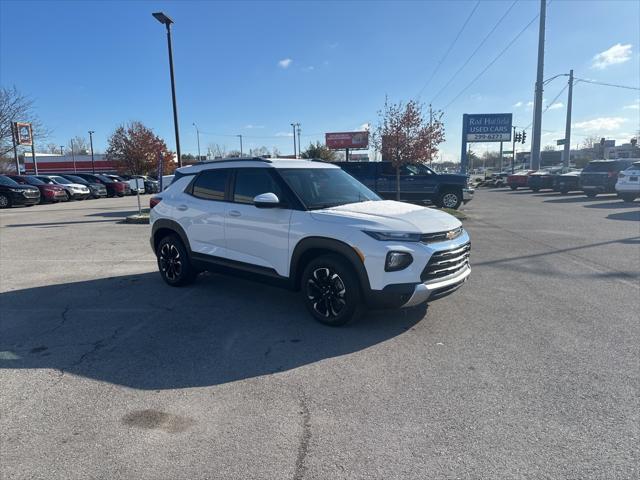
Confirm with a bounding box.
[278,58,292,69]
[302,65,315,72]
[548,102,564,110]
[244,124,265,129]
[513,101,523,108]
[275,131,293,137]
[526,101,534,108]
[591,43,632,70]
[573,117,627,132]
[623,100,639,110]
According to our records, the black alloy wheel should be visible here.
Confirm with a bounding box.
[156,235,196,286]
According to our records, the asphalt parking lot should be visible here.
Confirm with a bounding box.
[1,192,638,479]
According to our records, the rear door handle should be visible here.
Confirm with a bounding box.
[228,210,241,217]
[177,205,188,211]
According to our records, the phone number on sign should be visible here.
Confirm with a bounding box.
[467,133,511,141]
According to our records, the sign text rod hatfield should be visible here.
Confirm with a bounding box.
[460,113,512,174]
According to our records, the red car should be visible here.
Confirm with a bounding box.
[6,175,68,203]
[506,170,534,190]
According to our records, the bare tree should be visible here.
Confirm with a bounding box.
[0,86,49,156]
[207,143,227,158]
[66,136,89,155]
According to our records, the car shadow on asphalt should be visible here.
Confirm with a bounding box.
[543,194,618,204]
[606,211,640,222]
[0,272,424,390]
[583,201,638,210]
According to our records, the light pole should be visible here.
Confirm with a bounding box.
[530,0,546,171]
[153,12,182,167]
[562,69,574,168]
[88,130,95,173]
[193,122,201,162]
[290,123,297,158]
[296,124,301,158]
[60,145,64,156]
[70,138,77,173]
[237,134,243,156]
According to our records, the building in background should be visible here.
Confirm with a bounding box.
[20,152,117,174]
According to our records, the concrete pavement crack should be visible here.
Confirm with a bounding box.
[293,392,312,480]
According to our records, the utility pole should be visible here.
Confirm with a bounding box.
[563,69,574,168]
[429,103,433,166]
[296,124,301,158]
[511,126,517,174]
[60,145,64,156]
[237,134,243,156]
[499,141,503,172]
[11,123,19,173]
[88,130,95,173]
[71,138,77,173]
[291,123,297,158]
[530,0,546,171]
[193,123,201,162]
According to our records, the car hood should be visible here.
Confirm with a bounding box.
[310,200,461,233]
[435,173,468,185]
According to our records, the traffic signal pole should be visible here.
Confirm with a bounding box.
[562,69,574,168]
[511,126,516,174]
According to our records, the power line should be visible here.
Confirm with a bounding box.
[574,78,640,91]
[430,0,519,104]
[520,84,567,131]
[416,0,481,98]
[442,12,540,110]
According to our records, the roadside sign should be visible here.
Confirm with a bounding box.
[556,139,566,146]
[325,131,369,150]
[464,113,512,142]
[503,150,513,155]
[15,122,33,146]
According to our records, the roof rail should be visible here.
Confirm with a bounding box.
[185,156,273,167]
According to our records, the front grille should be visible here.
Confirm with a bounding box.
[23,190,39,198]
[421,242,470,283]
[421,227,463,244]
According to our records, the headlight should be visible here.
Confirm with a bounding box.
[385,251,413,271]
[363,231,421,242]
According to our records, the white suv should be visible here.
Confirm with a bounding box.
[149,158,471,326]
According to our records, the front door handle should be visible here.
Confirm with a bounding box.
[228,210,241,217]
[177,205,188,211]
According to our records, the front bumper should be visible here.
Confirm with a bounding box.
[615,183,640,194]
[402,265,471,307]
[462,188,474,202]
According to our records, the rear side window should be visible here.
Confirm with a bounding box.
[626,162,640,171]
[233,169,282,204]
[192,169,229,200]
[583,162,615,172]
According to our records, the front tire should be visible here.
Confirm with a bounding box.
[510,185,518,191]
[585,191,597,198]
[437,189,463,209]
[301,254,362,326]
[0,194,11,208]
[156,234,197,286]
[618,193,637,202]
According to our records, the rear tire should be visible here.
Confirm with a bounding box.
[301,254,362,326]
[618,193,637,202]
[531,187,540,192]
[156,234,197,287]
[510,185,517,191]
[437,189,463,210]
[585,191,597,198]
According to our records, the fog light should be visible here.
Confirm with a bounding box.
[385,251,413,272]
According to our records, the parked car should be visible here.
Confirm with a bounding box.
[581,159,636,197]
[506,170,534,190]
[150,157,470,326]
[615,160,640,202]
[6,175,68,203]
[0,175,41,208]
[528,167,577,192]
[36,175,91,200]
[72,173,130,197]
[53,173,108,199]
[104,174,141,195]
[334,161,473,209]
[553,169,582,194]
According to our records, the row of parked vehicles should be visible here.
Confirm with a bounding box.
[0,172,159,208]
[504,158,640,201]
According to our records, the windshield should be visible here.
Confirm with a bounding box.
[36,176,55,184]
[63,175,88,184]
[95,174,114,183]
[0,175,20,187]
[50,175,73,185]
[583,162,615,172]
[278,168,380,210]
[25,176,45,185]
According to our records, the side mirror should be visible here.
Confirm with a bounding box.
[253,192,280,208]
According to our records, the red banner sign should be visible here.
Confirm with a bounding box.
[325,131,369,150]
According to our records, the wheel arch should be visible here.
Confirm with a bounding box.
[290,237,371,292]
[151,219,192,255]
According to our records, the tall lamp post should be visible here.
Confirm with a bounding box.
[60,145,64,156]
[88,130,95,173]
[153,11,182,167]
[290,123,297,158]
[193,122,201,162]
[237,134,243,157]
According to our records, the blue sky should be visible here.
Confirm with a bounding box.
[1,0,638,161]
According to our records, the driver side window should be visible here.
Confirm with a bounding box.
[233,168,283,205]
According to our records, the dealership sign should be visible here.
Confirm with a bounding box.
[15,122,33,146]
[325,131,369,150]
[464,113,512,142]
